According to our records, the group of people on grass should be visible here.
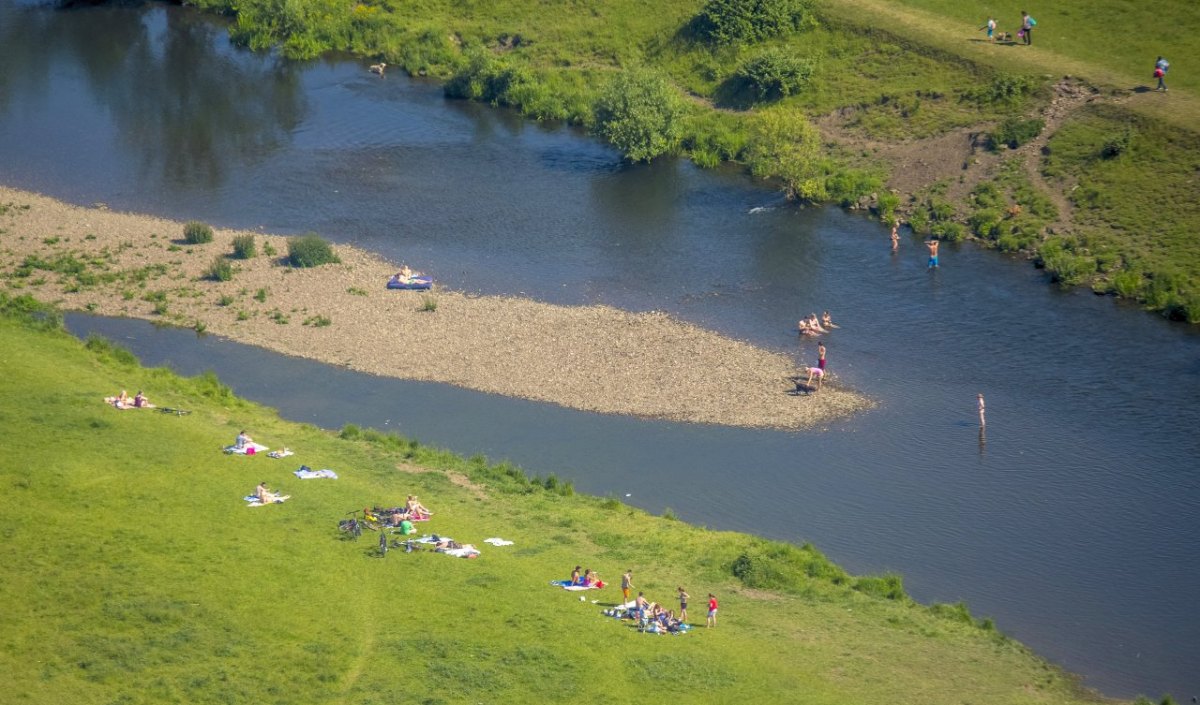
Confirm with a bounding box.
[107,389,152,409]
[569,565,605,589]
[613,570,719,632]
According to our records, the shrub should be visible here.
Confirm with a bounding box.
[287,234,340,268]
[932,221,966,242]
[683,111,750,167]
[183,221,214,244]
[736,49,814,100]
[968,208,1004,239]
[963,73,1039,107]
[231,234,256,259]
[695,0,817,45]
[420,294,438,312]
[1111,269,1144,299]
[592,69,685,162]
[204,256,233,282]
[1101,123,1136,159]
[729,540,850,592]
[853,573,907,601]
[876,192,901,222]
[989,117,1044,150]
[743,107,821,199]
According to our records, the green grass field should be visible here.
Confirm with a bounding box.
[0,296,1121,704]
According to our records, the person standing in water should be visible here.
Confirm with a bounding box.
[978,393,986,427]
[927,238,940,268]
[817,341,827,370]
[891,221,900,252]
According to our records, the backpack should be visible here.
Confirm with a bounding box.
[1027,17,1037,26]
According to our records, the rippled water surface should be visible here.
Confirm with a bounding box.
[5,0,1200,698]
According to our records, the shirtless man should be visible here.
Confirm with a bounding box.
[891,221,900,252]
[978,393,986,427]
[927,238,940,268]
[817,342,827,370]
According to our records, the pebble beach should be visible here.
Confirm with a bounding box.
[0,186,871,429]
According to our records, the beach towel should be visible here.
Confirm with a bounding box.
[244,494,290,507]
[225,442,269,455]
[484,537,514,546]
[440,546,480,558]
[550,580,602,591]
[267,449,294,459]
[294,467,338,479]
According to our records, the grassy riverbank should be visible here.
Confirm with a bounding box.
[0,294,1121,704]
[183,0,1200,320]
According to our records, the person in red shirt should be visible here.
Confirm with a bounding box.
[707,593,718,628]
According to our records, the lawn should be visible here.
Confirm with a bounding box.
[0,296,1115,704]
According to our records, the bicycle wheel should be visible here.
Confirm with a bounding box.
[378,532,388,556]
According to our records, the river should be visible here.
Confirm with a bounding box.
[3,0,1199,698]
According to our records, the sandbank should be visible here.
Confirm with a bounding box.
[0,186,871,429]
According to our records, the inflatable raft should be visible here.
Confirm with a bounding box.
[387,275,432,290]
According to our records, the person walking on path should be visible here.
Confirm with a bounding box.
[1155,56,1169,91]
[817,341,827,370]
[621,570,634,605]
[707,593,718,627]
[926,238,940,268]
[678,587,690,622]
[978,393,986,427]
[1020,11,1035,45]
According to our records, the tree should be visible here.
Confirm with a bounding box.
[592,69,685,162]
[743,107,822,199]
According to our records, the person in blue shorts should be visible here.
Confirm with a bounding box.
[927,238,940,268]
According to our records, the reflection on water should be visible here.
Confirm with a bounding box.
[0,0,303,193]
[6,0,1200,698]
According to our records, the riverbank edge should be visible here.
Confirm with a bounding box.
[0,186,871,430]
[0,300,1119,704]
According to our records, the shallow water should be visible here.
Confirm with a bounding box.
[5,0,1200,697]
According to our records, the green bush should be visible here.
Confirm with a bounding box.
[231,235,256,259]
[743,107,821,199]
[204,256,234,282]
[932,221,966,242]
[989,117,1044,150]
[963,73,1040,107]
[729,540,851,593]
[287,234,340,268]
[592,68,685,162]
[183,221,214,244]
[736,49,814,100]
[876,192,900,222]
[1100,123,1136,159]
[968,208,1004,239]
[1111,269,1144,299]
[853,573,907,601]
[695,0,818,45]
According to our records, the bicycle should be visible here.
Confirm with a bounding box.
[337,510,364,539]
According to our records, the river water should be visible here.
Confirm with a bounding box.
[4,0,1199,698]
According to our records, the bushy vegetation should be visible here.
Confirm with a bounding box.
[735,49,815,100]
[592,69,685,162]
[231,234,257,259]
[287,233,340,268]
[204,255,233,282]
[694,0,818,45]
[182,220,214,244]
[989,117,1044,150]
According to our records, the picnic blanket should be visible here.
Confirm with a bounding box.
[294,466,337,479]
[410,535,480,558]
[224,442,269,455]
[484,537,514,546]
[244,494,290,507]
[267,449,294,459]
[550,580,603,591]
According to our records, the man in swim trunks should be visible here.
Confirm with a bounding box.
[927,238,939,268]
[622,570,634,604]
[817,342,826,370]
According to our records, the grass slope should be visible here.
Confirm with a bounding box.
[0,299,1113,705]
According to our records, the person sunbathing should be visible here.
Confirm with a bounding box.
[390,507,412,525]
[406,495,432,517]
[255,481,282,504]
[107,390,132,409]
[235,431,254,449]
[132,390,153,408]
[571,566,582,585]
[582,569,604,588]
